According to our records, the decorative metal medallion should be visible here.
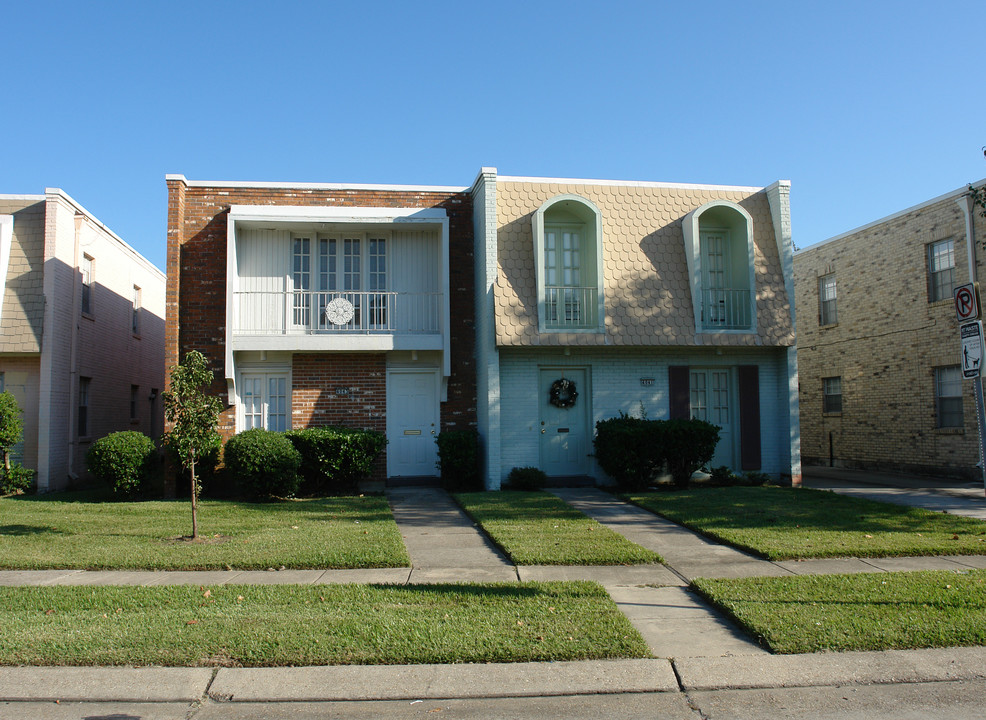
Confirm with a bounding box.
[549,378,578,409]
[324,298,355,325]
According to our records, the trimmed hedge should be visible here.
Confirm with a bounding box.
[594,415,720,490]
[505,466,547,491]
[285,426,387,494]
[435,429,481,491]
[86,431,157,498]
[223,428,301,500]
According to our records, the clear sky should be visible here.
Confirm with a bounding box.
[4,0,985,270]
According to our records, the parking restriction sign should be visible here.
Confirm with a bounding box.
[961,321,984,379]
[955,283,981,322]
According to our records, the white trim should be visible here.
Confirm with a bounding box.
[799,178,986,255]
[0,194,45,201]
[0,215,13,326]
[229,205,449,223]
[42,189,165,279]
[501,175,769,193]
[168,175,467,193]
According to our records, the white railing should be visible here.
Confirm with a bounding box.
[702,288,752,330]
[545,286,599,330]
[233,291,442,335]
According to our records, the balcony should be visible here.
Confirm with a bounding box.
[231,290,444,352]
[544,286,600,330]
[701,288,752,330]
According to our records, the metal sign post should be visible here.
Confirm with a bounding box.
[957,318,986,497]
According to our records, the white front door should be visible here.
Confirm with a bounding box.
[539,368,589,477]
[689,368,735,469]
[387,370,440,477]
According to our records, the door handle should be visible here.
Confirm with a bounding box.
[541,428,546,434]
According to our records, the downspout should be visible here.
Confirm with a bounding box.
[66,213,84,481]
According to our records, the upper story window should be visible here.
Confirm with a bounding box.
[81,254,94,315]
[682,202,756,332]
[132,285,141,335]
[78,377,91,437]
[818,273,837,326]
[533,195,604,332]
[928,238,956,303]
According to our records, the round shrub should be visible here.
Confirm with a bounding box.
[224,428,301,500]
[435,429,481,491]
[86,431,157,498]
[505,466,547,491]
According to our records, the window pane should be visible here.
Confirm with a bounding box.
[823,376,842,413]
[819,274,837,325]
[929,239,956,302]
[936,366,963,427]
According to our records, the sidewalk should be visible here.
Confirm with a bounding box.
[2,483,986,705]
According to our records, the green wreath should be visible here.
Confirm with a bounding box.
[549,378,578,409]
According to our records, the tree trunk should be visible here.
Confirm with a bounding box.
[3,449,9,473]
[190,449,198,540]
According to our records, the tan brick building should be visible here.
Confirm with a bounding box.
[794,181,986,479]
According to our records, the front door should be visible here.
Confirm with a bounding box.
[387,369,440,477]
[539,368,589,477]
[689,368,735,469]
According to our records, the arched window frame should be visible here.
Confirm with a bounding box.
[532,194,605,333]
[682,200,757,333]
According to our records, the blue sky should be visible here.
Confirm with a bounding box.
[4,0,985,270]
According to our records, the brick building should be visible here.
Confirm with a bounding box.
[794,181,986,478]
[168,170,801,488]
[165,176,476,481]
[0,189,165,491]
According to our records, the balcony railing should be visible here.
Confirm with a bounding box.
[701,288,752,330]
[233,291,442,335]
[545,286,599,330]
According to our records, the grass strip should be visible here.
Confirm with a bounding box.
[693,569,986,654]
[454,491,662,565]
[0,492,409,570]
[626,486,986,560]
[0,581,649,666]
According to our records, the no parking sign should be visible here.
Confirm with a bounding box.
[955,283,981,322]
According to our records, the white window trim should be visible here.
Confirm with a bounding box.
[235,363,292,433]
[927,238,956,304]
[682,200,757,334]
[532,194,605,333]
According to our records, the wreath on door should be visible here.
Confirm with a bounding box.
[549,378,578,409]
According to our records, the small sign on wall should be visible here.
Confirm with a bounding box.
[640,378,655,387]
[335,387,351,396]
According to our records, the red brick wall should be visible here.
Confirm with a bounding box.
[291,353,386,431]
[164,180,478,478]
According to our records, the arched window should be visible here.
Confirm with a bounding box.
[533,195,604,332]
[682,201,756,332]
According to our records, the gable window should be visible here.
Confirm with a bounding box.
[818,274,837,326]
[683,202,756,332]
[81,255,94,315]
[935,365,963,428]
[822,376,842,414]
[928,239,956,303]
[78,377,91,437]
[132,286,141,335]
[534,195,604,332]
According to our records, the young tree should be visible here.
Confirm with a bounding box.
[0,392,24,473]
[162,350,222,539]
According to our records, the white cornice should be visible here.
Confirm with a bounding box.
[498,175,769,193]
[798,178,986,255]
[167,175,468,193]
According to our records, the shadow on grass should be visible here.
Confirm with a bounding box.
[0,524,66,536]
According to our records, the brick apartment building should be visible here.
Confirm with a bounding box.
[794,181,986,478]
[167,170,801,488]
[0,189,165,491]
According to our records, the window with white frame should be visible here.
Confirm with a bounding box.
[935,366,963,428]
[818,274,837,326]
[534,195,603,332]
[240,373,289,432]
[81,255,94,315]
[822,376,842,414]
[292,233,388,330]
[928,239,956,303]
[132,285,141,335]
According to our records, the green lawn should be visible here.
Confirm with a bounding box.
[0,492,409,570]
[454,491,662,565]
[694,569,986,654]
[0,581,650,666]
[627,486,986,560]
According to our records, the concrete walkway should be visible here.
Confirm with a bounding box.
[2,480,986,707]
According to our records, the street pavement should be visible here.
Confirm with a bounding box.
[2,469,986,718]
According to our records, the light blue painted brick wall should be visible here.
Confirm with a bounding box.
[498,347,789,483]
